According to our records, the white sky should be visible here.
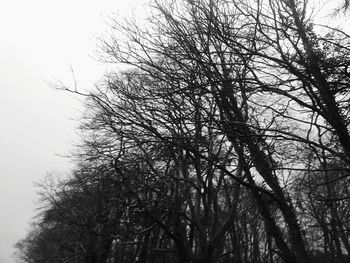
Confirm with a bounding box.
[0,1,145,262]
[0,0,347,262]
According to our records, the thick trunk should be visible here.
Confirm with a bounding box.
[289,0,350,161]
[235,148,296,263]
[219,83,308,263]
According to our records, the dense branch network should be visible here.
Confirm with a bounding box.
[15,1,350,263]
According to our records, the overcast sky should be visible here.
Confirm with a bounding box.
[0,0,348,262]
[0,1,145,262]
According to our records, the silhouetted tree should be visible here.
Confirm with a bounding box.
[16,0,350,262]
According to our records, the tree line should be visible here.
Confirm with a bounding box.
[15,0,350,262]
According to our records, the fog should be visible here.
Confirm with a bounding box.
[0,1,143,262]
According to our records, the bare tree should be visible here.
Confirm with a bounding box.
[16,0,350,262]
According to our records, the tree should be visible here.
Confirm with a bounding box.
[100,0,350,261]
[16,0,350,262]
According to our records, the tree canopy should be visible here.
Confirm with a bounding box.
[16,1,350,263]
